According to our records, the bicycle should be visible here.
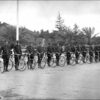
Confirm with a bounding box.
[78,52,84,64]
[49,53,57,67]
[27,53,37,70]
[0,54,14,73]
[6,53,28,71]
[70,52,76,66]
[17,53,28,71]
[0,55,4,73]
[85,52,90,64]
[59,52,66,67]
[40,53,47,69]
[37,52,47,69]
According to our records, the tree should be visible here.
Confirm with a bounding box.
[73,24,80,35]
[82,27,96,45]
[2,26,16,43]
[55,12,65,32]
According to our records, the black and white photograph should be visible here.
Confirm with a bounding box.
[0,0,100,99]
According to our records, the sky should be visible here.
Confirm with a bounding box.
[0,0,100,33]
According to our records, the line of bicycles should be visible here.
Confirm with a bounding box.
[0,51,100,73]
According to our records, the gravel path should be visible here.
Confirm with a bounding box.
[0,63,100,100]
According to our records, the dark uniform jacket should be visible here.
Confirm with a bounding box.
[65,46,71,58]
[26,45,34,54]
[47,45,53,54]
[26,45,35,59]
[54,46,61,54]
[94,46,99,56]
[0,44,11,59]
[37,46,44,54]
[71,46,75,53]
[14,44,22,55]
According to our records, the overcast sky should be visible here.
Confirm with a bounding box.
[0,0,100,33]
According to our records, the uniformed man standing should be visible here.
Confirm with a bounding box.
[94,45,99,62]
[89,45,94,63]
[26,43,34,69]
[37,43,44,68]
[54,44,61,66]
[0,41,11,72]
[65,45,71,65]
[75,45,80,64]
[47,43,53,67]
[98,45,100,61]
[13,41,22,70]
[81,45,87,63]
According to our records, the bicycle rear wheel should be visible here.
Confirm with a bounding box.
[70,53,76,66]
[50,58,56,67]
[70,58,76,66]
[59,56,66,67]
[40,59,46,69]
[85,55,90,64]
[18,56,26,71]
[78,54,83,64]
[31,60,37,69]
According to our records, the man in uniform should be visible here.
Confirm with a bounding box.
[65,44,71,65]
[98,45,100,61]
[0,41,11,72]
[70,45,76,53]
[89,45,94,63]
[26,43,35,69]
[94,45,99,62]
[75,45,80,64]
[81,45,87,63]
[13,41,22,70]
[37,43,44,68]
[55,43,61,66]
[47,43,53,67]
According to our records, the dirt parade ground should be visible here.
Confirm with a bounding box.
[0,63,100,100]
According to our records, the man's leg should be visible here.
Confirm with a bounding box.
[67,56,70,65]
[38,54,41,67]
[76,56,78,64]
[90,55,92,63]
[15,55,18,70]
[27,56,30,69]
[30,56,34,69]
[56,54,60,66]
[47,54,51,66]
[6,57,9,71]
[3,58,6,72]
[82,52,85,63]
[95,54,97,62]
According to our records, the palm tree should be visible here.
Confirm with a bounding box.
[82,27,99,45]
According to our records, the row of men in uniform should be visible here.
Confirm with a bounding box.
[0,41,62,71]
[64,44,100,64]
[1,41,100,72]
[26,43,63,69]
[26,43,100,68]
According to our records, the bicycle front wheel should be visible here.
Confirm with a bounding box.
[8,58,13,71]
[0,58,4,73]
